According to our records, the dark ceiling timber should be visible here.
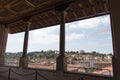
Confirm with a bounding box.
[0,0,110,34]
[0,0,77,24]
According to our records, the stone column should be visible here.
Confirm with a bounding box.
[0,24,8,65]
[19,21,31,68]
[109,0,120,80]
[56,5,68,71]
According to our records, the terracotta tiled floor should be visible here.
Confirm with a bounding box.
[0,76,8,80]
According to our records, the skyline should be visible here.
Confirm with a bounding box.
[6,15,113,54]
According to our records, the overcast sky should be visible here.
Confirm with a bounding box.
[6,15,113,54]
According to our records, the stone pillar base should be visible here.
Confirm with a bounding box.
[112,55,120,80]
[56,56,67,71]
[19,56,29,68]
[0,56,5,66]
[56,71,66,80]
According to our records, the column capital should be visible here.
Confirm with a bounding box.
[55,4,68,20]
[23,16,31,22]
[27,21,32,26]
[55,4,69,12]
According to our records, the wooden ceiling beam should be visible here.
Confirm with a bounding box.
[88,0,97,14]
[103,0,109,11]
[33,16,44,26]
[6,8,17,14]
[25,0,35,8]
[78,3,87,16]
[0,0,110,33]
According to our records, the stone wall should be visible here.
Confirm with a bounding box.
[0,66,113,80]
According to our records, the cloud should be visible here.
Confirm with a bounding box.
[6,33,24,52]
[67,15,110,29]
[66,33,85,40]
[29,26,59,45]
[100,15,110,24]
[6,26,60,52]
[6,15,112,53]
[7,33,24,42]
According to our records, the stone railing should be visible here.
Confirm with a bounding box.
[0,66,113,80]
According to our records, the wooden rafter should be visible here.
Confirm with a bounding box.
[0,0,109,33]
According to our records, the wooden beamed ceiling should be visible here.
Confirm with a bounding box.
[0,0,110,34]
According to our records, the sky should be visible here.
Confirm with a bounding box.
[6,15,113,54]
